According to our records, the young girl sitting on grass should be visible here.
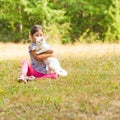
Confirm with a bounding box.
[18,25,58,83]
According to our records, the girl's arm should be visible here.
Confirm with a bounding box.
[30,49,54,61]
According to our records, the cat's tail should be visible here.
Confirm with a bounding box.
[57,68,68,77]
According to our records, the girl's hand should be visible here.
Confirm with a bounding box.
[30,50,54,61]
[40,49,54,54]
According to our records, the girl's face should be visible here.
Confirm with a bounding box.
[31,29,43,43]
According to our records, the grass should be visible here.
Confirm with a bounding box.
[0,43,120,120]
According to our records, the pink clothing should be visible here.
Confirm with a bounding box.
[20,59,58,79]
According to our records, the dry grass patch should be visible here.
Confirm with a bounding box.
[0,42,119,60]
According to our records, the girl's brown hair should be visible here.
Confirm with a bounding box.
[30,25,42,36]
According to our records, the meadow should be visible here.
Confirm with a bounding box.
[0,43,120,120]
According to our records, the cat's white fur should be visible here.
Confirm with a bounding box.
[34,37,68,76]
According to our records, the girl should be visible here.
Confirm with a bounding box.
[18,25,58,83]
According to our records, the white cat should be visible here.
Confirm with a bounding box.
[34,37,68,76]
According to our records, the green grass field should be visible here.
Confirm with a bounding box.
[0,43,120,120]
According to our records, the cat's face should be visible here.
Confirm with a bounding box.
[36,37,45,45]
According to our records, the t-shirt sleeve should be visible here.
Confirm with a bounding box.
[28,44,36,52]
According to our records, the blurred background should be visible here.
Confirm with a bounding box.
[0,0,120,44]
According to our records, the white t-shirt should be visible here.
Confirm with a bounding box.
[28,43,47,74]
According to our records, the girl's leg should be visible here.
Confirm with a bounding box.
[33,70,58,79]
[20,59,34,76]
[18,59,35,82]
[40,73,58,79]
[22,60,58,79]
[18,59,58,82]
[20,59,57,78]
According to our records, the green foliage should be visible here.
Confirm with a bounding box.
[0,0,120,43]
[103,0,120,42]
